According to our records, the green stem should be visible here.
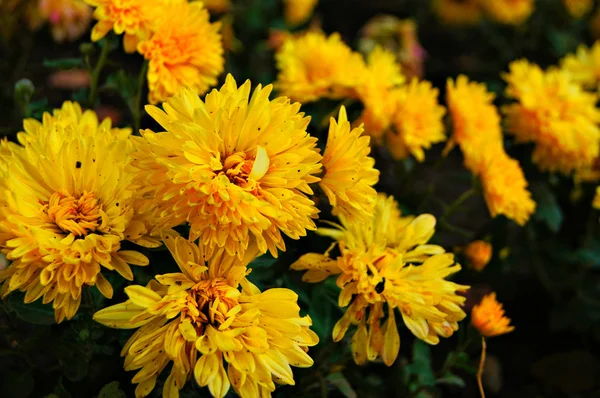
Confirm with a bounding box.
[88,39,111,107]
[132,60,149,134]
[441,188,478,223]
[439,220,474,239]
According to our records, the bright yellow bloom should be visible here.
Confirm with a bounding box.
[94,233,318,398]
[320,106,379,223]
[284,0,318,26]
[446,76,504,173]
[355,46,405,140]
[27,0,92,42]
[275,31,366,103]
[482,0,534,25]
[130,76,322,260]
[471,293,514,337]
[464,240,492,272]
[561,41,600,89]
[432,0,482,25]
[0,102,155,323]
[563,0,593,18]
[503,59,600,174]
[387,79,446,162]
[138,2,224,104]
[479,152,536,226]
[292,194,468,366]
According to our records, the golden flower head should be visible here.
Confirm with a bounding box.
[561,41,600,89]
[387,78,446,162]
[0,102,156,323]
[503,59,600,174]
[479,151,536,226]
[563,0,593,18]
[292,194,468,366]
[355,46,405,140]
[432,0,483,25]
[275,31,366,103]
[27,0,92,42]
[446,76,504,174]
[138,1,224,104]
[94,233,318,398]
[320,106,379,223]
[130,75,323,260]
[471,293,514,337]
[463,240,492,272]
[482,0,534,25]
[284,0,318,26]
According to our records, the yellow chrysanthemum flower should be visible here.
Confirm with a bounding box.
[482,0,534,25]
[432,0,482,25]
[283,0,318,26]
[479,152,536,226]
[563,0,593,18]
[561,41,600,89]
[471,293,514,337]
[503,59,600,174]
[130,75,322,260]
[355,46,405,140]
[386,79,446,162]
[464,240,492,272]
[138,2,224,104]
[446,76,504,173]
[94,233,318,398]
[27,0,92,42]
[275,31,366,103]
[292,194,468,366]
[320,106,379,223]
[85,0,170,53]
[0,102,156,323]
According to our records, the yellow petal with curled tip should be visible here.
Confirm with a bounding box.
[125,285,162,308]
[381,307,400,366]
[95,272,113,299]
[179,320,197,342]
[135,376,157,397]
[207,358,230,398]
[93,302,148,329]
[351,320,368,365]
[118,250,150,266]
[248,145,270,181]
[194,353,219,386]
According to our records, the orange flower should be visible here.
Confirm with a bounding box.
[471,293,514,337]
[464,240,492,272]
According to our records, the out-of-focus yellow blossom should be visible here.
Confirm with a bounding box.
[284,0,318,26]
[292,194,468,366]
[479,152,536,226]
[503,60,600,175]
[464,240,492,272]
[446,76,504,173]
[320,106,379,223]
[138,2,223,104]
[593,187,600,209]
[561,41,600,89]
[130,76,323,260]
[432,0,482,26]
[0,102,156,323]
[563,0,593,18]
[482,0,534,25]
[275,31,366,103]
[202,0,231,13]
[94,233,318,398]
[355,46,404,140]
[27,0,92,42]
[387,79,446,162]
[471,293,515,337]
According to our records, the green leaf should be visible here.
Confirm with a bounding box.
[6,293,56,325]
[532,183,563,232]
[43,58,84,69]
[406,340,436,387]
[98,381,126,398]
[1,371,35,398]
[326,373,357,398]
[436,373,466,387]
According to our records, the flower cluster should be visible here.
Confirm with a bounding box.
[85,0,224,103]
[292,194,468,366]
[26,0,92,42]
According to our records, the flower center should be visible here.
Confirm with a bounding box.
[45,190,102,237]
[219,146,270,188]
[184,279,241,329]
